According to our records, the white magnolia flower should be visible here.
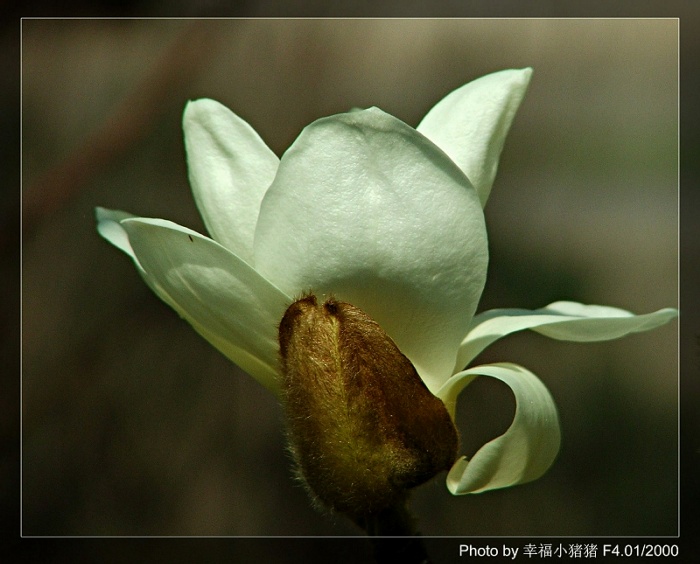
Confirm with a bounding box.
[96,68,677,497]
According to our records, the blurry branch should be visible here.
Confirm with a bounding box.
[22,20,222,236]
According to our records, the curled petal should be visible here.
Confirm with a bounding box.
[183,99,279,263]
[417,68,532,207]
[254,107,488,394]
[436,363,561,494]
[97,208,290,394]
[456,301,678,370]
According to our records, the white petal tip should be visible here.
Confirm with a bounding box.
[95,207,136,257]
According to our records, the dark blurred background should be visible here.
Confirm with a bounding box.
[20,17,679,544]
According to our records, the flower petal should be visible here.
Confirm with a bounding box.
[456,301,678,370]
[417,68,532,207]
[96,207,139,260]
[253,108,488,394]
[183,99,279,263]
[98,209,290,394]
[436,362,561,494]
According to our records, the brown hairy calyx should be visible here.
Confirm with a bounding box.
[279,294,459,520]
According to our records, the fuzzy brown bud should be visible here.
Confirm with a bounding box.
[278,294,459,519]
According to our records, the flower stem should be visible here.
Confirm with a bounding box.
[353,502,433,564]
